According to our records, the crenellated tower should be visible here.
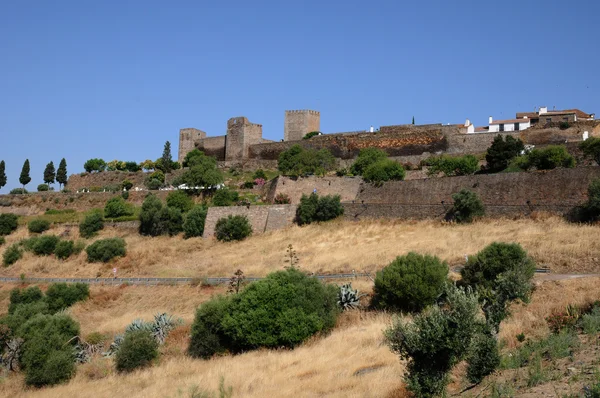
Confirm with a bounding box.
[284,110,320,141]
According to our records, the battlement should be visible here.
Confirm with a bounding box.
[286,109,320,116]
[284,109,321,141]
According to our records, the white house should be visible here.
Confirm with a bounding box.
[488,116,531,133]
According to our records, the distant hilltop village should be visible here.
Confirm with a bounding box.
[178,107,597,166]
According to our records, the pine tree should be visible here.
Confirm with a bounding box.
[19,159,31,190]
[412,116,415,125]
[162,141,173,174]
[0,160,6,189]
[43,161,56,186]
[56,158,68,190]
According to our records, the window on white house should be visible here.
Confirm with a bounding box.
[514,123,519,131]
[499,124,504,132]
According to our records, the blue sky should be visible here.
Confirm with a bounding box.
[0,0,598,192]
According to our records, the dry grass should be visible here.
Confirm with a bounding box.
[2,216,600,279]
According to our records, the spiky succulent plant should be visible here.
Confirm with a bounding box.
[337,283,365,311]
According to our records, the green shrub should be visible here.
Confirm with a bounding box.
[362,159,406,183]
[517,145,575,170]
[31,235,60,256]
[139,195,183,236]
[121,190,129,200]
[252,169,267,180]
[303,131,321,139]
[242,181,254,189]
[277,145,336,177]
[426,154,479,176]
[215,215,252,242]
[183,205,208,239]
[37,183,50,192]
[0,213,18,236]
[166,190,194,213]
[0,236,4,246]
[295,193,344,226]
[54,240,74,260]
[9,286,43,314]
[461,242,536,332]
[28,218,51,233]
[385,285,481,398]
[485,135,525,172]
[212,189,240,207]
[45,283,89,313]
[372,252,449,313]
[79,211,104,238]
[121,179,134,191]
[466,331,500,384]
[176,150,224,190]
[4,301,50,331]
[350,148,388,176]
[146,178,162,190]
[83,158,107,173]
[9,188,28,194]
[2,243,23,267]
[581,307,600,334]
[580,137,600,165]
[157,206,184,236]
[188,268,339,358]
[73,240,86,255]
[22,236,40,252]
[115,329,159,373]
[104,196,134,218]
[86,238,126,263]
[448,189,484,223]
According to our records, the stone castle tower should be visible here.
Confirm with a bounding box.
[284,110,320,141]
[178,128,206,163]
[225,117,263,160]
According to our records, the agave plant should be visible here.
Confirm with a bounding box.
[337,283,365,311]
[1,338,23,371]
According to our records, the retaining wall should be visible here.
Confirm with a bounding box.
[266,176,362,204]
[203,204,296,238]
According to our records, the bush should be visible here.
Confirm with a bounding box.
[426,154,479,176]
[485,135,525,172]
[83,158,106,173]
[146,178,162,190]
[139,195,184,236]
[3,244,23,267]
[45,283,90,313]
[28,218,51,233]
[183,205,208,239]
[37,183,50,192]
[73,240,86,255]
[0,213,18,236]
[277,145,336,177]
[295,193,344,226]
[121,190,129,200]
[0,236,4,246]
[252,169,267,180]
[517,145,575,170]
[385,285,481,398]
[580,137,600,165]
[461,242,536,331]
[10,188,28,194]
[362,159,406,183]
[212,189,239,207]
[115,329,159,373]
[215,215,252,242]
[273,193,291,204]
[350,148,388,176]
[303,131,321,139]
[176,150,224,190]
[157,206,184,236]
[54,240,74,260]
[86,238,126,263]
[104,197,133,219]
[448,189,484,223]
[166,190,194,213]
[371,252,449,313]
[466,331,500,383]
[242,181,254,189]
[188,268,339,358]
[31,235,60,256]
[79,211,104,238]
[9,286,43,314]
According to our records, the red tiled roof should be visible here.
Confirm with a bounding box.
[490,118,531,125]
[544,109,594,118]
[474,126,488,132]
[516,112,539,119]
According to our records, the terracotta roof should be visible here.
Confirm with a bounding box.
[490,118,532,125]
[543,109,594,118]
[516,112,539,119]
[474,126,488,132]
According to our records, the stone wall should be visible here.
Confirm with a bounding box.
[203,204,295,238]
[225,117,263,161]
[197,136,226,161]
[266,176,362,204]
[284,110,320,141]
[178,128,207,163]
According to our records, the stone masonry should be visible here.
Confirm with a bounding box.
[202,204,296,238]
[225,117,263,161]
[178,128,206,163]
[284,110,320,141]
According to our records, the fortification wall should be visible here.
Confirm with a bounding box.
[179,128,207,163]
[284,110,320,141]
[266,176,362,204]
[202,204,295,238]
[197,136,226,161]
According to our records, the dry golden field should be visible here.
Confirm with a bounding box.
[1,216,600,280]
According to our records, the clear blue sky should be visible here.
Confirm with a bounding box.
[1,0,598,192]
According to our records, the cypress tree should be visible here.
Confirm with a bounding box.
[56,158,68,190]
[412,116,415,125]
[43,161,56,185]
[19,159,31,190]
[0,160,6,189]
[162,141,173,174]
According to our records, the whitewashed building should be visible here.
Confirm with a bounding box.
[488,116,531,133]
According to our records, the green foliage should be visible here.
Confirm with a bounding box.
[461,242,536,332]
[501,330,579,370]
[466,331,500,384]
[31,235,60,256]
[252,169,267,180]
[54,240,74,260]
[83,158,107,173]
[104,196,134,218]
[277,145,336,177]
[28,218,51,233]
[79,211,104,238]
[37,183,50,192]
[580,137,600,165]
[295,193,344,226]
[3,243,23,266]
[9,188,28,194]
[188,268,339,358]
[212,189,239,206]
[183,205,208,239]
[8,286,43,314]
[426,154,479,176]
[372,252,449,313]
[56,158,68,189]
[115,329,159,372]
[581,306,600,334]
[362,159,406,183]
[107,160,126,171]
[44,161,56,185]
[516,145,575,170]
[177,150,223,190]
[448,189,484,223]
[0,213,18,235]
[350,147,388,176]
[20,159,31,188]
[45,283,90,313]
[303,131,321,139]
[124,161,140,172]
[146,178,162,190]
[337,283,364,311]
[166,190,194,213]
[215,215,252,242]
[121,179,133,191]
[0,160,6,189]
[86,237,126,262]
[121,190,129,200]
[139,195,183,236]
[0,236,4,246]
[161,141,173,173]
[385,285,481,398]
[485,135,525,172]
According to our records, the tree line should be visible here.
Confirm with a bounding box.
[0,158,68,193]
